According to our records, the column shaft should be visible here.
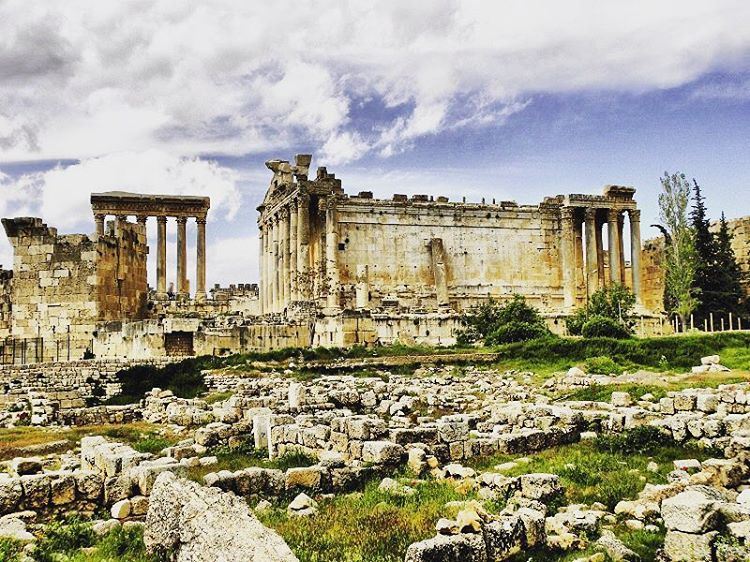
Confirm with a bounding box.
[280,209,289,309]
[156,217,167,298]
[595,216,606,286]
[618,213,626,284]
[608,209,622,284]
[289,202,298,301]
[585,208,599,298]
[176,217,188,297]
[629,209,643,305]
[325,200,339,308]
[560,207,576,309]
[196,218,207,302]
[271,216,279,312]
[258,223,265,314]
[297,194,310,300]
[95,214,105,237]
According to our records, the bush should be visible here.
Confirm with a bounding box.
[581,316,632,339]
[583,356,624,375]
[33,517,95,562]
[568,284,636,337]
[458,294,551,344]
[595,426,669,455]
[486,321,551,345]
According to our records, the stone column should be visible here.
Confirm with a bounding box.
[195,217,207,303]
[325,199,340,308]
[608,209,622,284]
[560,207,576,309]
[156,216,167,299]
[94,214,105,237]
[574,214,584,304]
[618,213,626,285]
[585,208,599,298]
[115,215,127,235]
[258,223,265,314]
[297,193,310,300]
[595,215,606,286]
[176,217,188,297]
[629,209,643,305]
[271,215,279,312]
[279,207,289,309]
[289,200,298,301]
[265,222,272,313]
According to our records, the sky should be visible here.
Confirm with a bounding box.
[1,0,750,289]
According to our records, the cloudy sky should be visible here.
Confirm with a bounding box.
[1,1,750,288]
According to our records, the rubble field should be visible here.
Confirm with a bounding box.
[2,342,750,562]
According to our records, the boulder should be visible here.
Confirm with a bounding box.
[404,533,487,562]
[663,530,717,562]
[661,486,725,534]
[361,441,405,465]
[595,530,640,561]
[144,472,298,561]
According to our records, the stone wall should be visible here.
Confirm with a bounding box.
[1,217,148,359]
[0,267,11,339]
[0,358,172,417]
[714,215,750,297]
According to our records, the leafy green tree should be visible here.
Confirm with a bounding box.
[659,172,699,329]
[457,294,551,345]
[567,284,635,336]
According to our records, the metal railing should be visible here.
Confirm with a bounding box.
[0,334,73,366]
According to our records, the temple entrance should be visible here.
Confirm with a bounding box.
[164,331,194,356]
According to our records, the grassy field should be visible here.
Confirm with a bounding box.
[0,422,179,462]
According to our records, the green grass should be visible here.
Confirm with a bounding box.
[467,432,716,510]
[258,477,479,562]
[185,442,317,483]
[203,391,234,404]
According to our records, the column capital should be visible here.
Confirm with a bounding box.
[176,216,188,225]
[136,215,148,224]
[560,206,576,223]
[196,217,207,225]
[94,213,106,220]
[627,208,641,222]
[156,215,167,224]
[607,208,621,222]
[584,207,597,221]
[280,206,290,219]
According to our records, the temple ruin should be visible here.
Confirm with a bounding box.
[5,153,750,362]
[257,155,645,316]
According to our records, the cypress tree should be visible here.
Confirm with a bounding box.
[714,213,745,320]
[689,179,718,324]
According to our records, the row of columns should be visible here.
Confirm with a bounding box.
[95,213,207,302]
[560,207,642,309]
[260,194,326,313]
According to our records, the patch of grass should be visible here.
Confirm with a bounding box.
[0,538,23,562]
[259,477,477,562]
[32,517,96,562]
[583,356,625,376]
[185,441,317,483]
[467,434,715,511]
[66,526,163,562]
[561,383,668,403]
[203,391,234,404]
[0,422,179,461]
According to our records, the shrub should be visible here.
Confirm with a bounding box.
[581,316,632,339]
[33,517,95,562]
[0,538,22,562]
[568,284,636,337]
[583,356,624,376]
[458,294,551,344]
[486,322,551,345]
[595,426,669,456]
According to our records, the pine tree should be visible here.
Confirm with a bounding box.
[713,213,745,319]
[690,179,719,325]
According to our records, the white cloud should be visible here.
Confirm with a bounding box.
[0,0,748,164]
[206,235,259,287]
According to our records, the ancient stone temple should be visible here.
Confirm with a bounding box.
[90,192,210,301]
[257,154,645,319]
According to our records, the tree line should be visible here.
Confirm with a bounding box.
[659,172,747,329]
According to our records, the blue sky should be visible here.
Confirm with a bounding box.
[1,1,749,287]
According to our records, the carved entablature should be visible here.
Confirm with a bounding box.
[91,192,210,220]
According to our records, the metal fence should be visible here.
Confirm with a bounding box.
[0,335,73,366]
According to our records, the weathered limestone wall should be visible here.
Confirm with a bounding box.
[1,217,148,359]
[0,267,11,339]
[642,237,666,313]
[333,198,563,312]
[97,221,149,321]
